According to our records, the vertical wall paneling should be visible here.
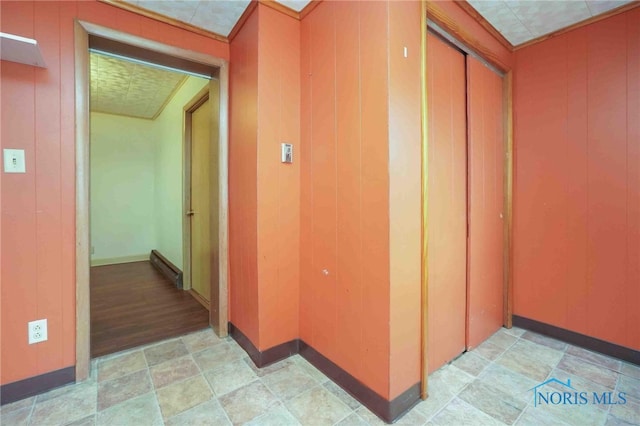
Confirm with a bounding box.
[426,33,467,373]
[514,8,640,350]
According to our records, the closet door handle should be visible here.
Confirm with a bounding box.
[186,210,195,216]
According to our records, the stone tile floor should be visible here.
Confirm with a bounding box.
[1,327,638,425]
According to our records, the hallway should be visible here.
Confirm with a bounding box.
[90,261,209,357]
[2,327,637,425]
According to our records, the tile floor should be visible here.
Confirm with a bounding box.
[1,327,638,425]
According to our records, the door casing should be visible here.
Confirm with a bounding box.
[74,20,229,381]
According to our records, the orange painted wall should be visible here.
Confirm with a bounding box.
[255,5,301,350]
[300,0,422,400]
[229,8,260,347]
[0,0,229,385]
[229,4,300,351]
[513,7,640,350]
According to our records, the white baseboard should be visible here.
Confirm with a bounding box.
[91,254,148,267]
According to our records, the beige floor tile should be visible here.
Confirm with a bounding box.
[617,375,640,401]
[204,358,258,396]
[458,379,526,424]
[181,328,223,353]
[97,350,147,382]
[608,395,640,425]
[515,406,570,426]
[336,412,370,426]
[261,364,318,400]
[156,375,213,419]
[0,406,31,426]
[557,354,618,389]
[143,339,189,367]
[413,379,455,420]
[531,398,608,426]
[95,392,162,426]
[243,356,296,378]
[478,364,538,404]
[218,380,280,424]
[605,414,638,426]
[165,399,231,426]
[474,340,508,361]
[496,339,564,381]
[620,363,640,380]
[36,381,95,404]
[503,327,526,338]
[245,402,302,426]
[292,355,330,383]
[521,332,567,352]
[66,414,96,426]
[192,343,245,372]
[97,369,152,411]
[453,352,491,376]
[566,345,621,372]
[149,355,200,389]
[0,396,34,414]
[323,381,362,410]
[429,397,505,426]
[30,383,97,425]
[357,405,427,425]
[428,364,474,395]
[286,386,352,426]
[486,329,519,350]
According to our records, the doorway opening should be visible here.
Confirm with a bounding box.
[75,21,229,380]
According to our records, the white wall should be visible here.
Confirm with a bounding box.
[90,76,209,268]
[154,77,209,269]
[90,112,157,261]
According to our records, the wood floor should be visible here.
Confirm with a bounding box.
[90,261,209,358]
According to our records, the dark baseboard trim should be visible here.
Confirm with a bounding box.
[1,366,75,405]
[150,249,183,288]
[228,322,420,424]
[513,315,640,365]
[228,322,298,368]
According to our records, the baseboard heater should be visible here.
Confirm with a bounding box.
[150,250,183,289]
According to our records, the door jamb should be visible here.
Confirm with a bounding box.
[74,20,229,381]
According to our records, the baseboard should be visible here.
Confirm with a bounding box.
[90,254,148,267]
[149,249,183,288]
[228,322,420,424]
[513,315,640,366]
[0,366,75,405]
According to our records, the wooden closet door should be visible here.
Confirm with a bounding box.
[466,57,505,348]
[427,33,468,373]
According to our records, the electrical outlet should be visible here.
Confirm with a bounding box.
[28,319,48,344]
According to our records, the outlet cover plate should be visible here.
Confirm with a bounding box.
[28,319,48,344]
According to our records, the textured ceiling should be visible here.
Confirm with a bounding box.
[90,52,187,119]
[468,0,634,46]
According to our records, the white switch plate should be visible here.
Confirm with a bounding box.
[28,319,48,344]
[281,143,293,163]
[3,149,26,173]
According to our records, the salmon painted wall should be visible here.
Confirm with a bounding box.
[255,5,300,350]
[513,8,640,350]
[0,0,229,385]
[229,4,300,351]
[300,1,422,400]
[229,8,260,347]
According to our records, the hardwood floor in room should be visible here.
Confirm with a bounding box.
[90,261,209,358]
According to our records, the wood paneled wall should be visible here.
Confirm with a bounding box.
[0,0,229,386]
[513,7,640,350]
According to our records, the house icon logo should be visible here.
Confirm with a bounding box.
[529,378,576,407]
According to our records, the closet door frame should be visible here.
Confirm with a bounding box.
[420,3,514,399]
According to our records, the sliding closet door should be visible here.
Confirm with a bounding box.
[427,33,468,373]
[466,57,505,348]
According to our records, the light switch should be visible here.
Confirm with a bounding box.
[281,143,293,164]
[3,149,26,173]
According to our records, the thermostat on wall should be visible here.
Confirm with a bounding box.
[281,143,293,164]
